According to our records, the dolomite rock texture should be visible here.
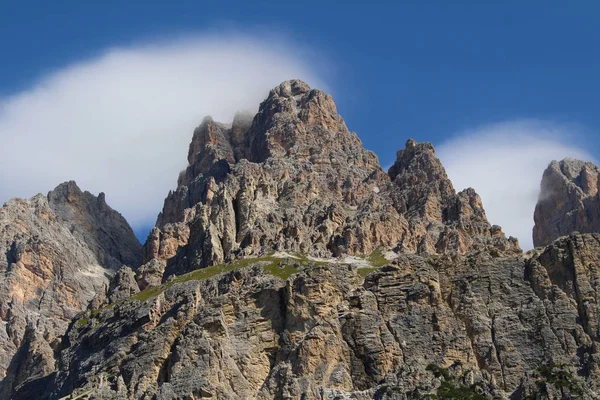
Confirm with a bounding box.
[36,233,600,399]
[142,80,518,283]
[533,158,600,247]
[0,182,141,398]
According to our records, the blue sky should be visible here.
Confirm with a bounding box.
[1,1,599,248]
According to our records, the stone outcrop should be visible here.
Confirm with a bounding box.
[144,80,518,282]
[533,158,600,247]
[0,182,141,398]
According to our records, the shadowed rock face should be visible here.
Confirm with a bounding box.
[0,182,141,397]
[533,158,600,247]
[143,80,518,283]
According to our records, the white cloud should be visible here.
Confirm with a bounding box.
[436,120,596,250]
[0,33,324,235]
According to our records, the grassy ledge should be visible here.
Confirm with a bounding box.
[129,254,305,303]
[75,318,89,328]
[358,248,390,277]
[79,250,393,319]
[367,248,389,268]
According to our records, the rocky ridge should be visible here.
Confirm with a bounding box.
[0,182,141,398]
[533,158,600,247]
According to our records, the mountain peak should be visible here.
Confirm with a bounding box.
[387,138,517,254]
[269,79,311,98]
[150,81,517,279]
[246,79,349,163]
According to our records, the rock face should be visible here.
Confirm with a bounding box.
[143,80,518,282]
[0,182,141,398]
[35,233,600,399]
[533,158,600,247]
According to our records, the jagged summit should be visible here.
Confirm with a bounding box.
[533,157,600,246]
[246,79,356,163]
[143,80,517,283]
[174,79,374,192]
[389,139,456,210]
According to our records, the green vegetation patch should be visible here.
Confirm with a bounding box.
[263,261,301,279]
[125,254,313,304]
[358,267,378,278]
[435,381,486,400]
[535,364,584,396]
[104,249,397,308]
[358,248,390,278]
[425,364,486,400]
[130,284,167,302]
[367,247,389,268]
[87,250,396,317]
[75,318,89,328]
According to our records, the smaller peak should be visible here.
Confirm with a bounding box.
[270,79,311,98]
[53,180,80,191]
[232,111,254,129]
[196,115,231,131]
[50,180,82,198]
[388,139,449,188]
[459,187,480,197]
[560,157,587,164]
[558,157,587,169]
[48,181,87,206]
[554,157,596,169]
[199,115,215,127]
[402,139,435,153]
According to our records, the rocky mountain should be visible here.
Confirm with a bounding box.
[0,182,141,398]
[2,80,600,399]
[141,80,518,284]
[533,158,600,247]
